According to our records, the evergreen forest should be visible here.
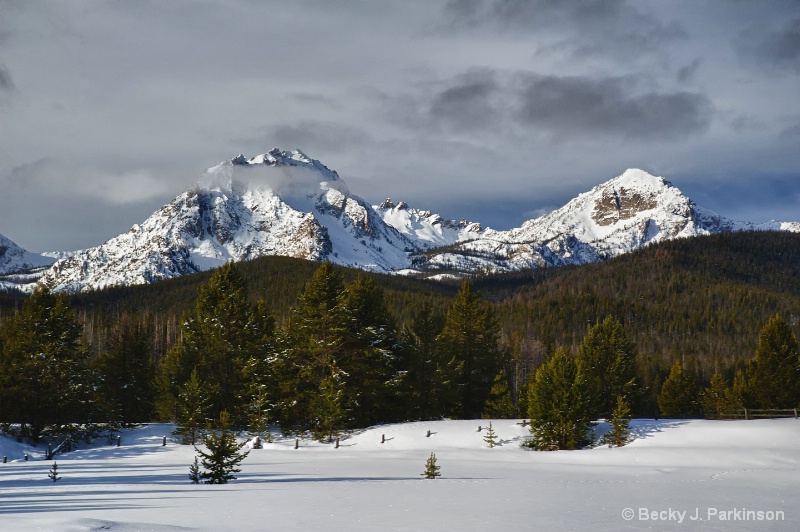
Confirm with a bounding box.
[1,231,799,446]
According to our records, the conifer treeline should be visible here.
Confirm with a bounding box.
[1,231,799,440]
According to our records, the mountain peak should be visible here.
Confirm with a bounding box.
[611,168,670,190]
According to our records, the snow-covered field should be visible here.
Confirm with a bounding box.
[1,419,798,531]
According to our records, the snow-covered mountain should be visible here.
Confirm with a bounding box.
[411,168,800,274]
[3,150,798,293]
[35,149,416,293]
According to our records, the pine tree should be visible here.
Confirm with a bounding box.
[276,262,346,430]
[577,316,637,418]
[421,452,441,479]
[0,287,95,441]
[338,275,403,426]
[92,312,156,424]
[527,348,595,450]
[174,368,209,445]
[309,365,344,442]
[727,369,748,411]
[158,262,269,424]
[702,372,729,419]
[48,461,61,482]
[400,302,448,420]
[482,370,516,419]
[746,315,800,408]
[601,395,632,447]
[483,421,498,448]
[438,280,506,419]
[188,456,201,484]
[657,360,700,418]
[195,411,250,484]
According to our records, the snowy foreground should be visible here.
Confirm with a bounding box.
[1,419,798,531]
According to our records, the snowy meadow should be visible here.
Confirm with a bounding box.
[1,418,798,531]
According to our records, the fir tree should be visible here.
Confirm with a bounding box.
[188,456,201,484]
[309,365,344,442]
[400,302,449,420]
[92,312,156,424]
[195,411,250,484]
[728,369,749,411]
[702,372,729,419]
[746,315,800,409]
[174,368,209,445]
[527,348,594,450]
[601,395,632,447]
[158,262,270,424]
[577,316,637,418]
[338,275,403,426]
[48,461,61,482]
[438,280,506,419]
[657,360,700,418]
[276,262,346,430]
[483,421,498,448]
[482,370,516,419]
[0,287,95,441]
[421,452,441,479]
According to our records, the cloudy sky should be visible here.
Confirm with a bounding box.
[1,0,799,251]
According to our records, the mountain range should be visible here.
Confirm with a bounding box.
[1,148,797,293]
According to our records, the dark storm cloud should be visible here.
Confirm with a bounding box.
[443,0,685,60]
[267,121,370,154]
[736,17,800,74]
[429,71,499,131]
[677,59,702,83]
[515,74,713,140]
[0,63,13,91]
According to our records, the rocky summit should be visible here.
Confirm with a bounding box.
[1,150,798,293]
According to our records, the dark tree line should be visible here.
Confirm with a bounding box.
[2,231,799,444]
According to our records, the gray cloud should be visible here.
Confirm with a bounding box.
[736,17,800,74]
[0,1,799,250]
[429,71,499,131]
[443,0,685,61]
[515,74,714,140]
[677,58,702,83]
[0,63,13,91]
[267,121,370,155]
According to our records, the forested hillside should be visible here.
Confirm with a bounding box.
[1,231,798,438]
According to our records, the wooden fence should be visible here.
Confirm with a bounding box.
[719,408,798,420]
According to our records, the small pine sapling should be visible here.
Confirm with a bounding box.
[483,421,498,448]
[602,395,632,447]
[48,461,61,482]
[188,456,202,484]
[421,452,441,479]
[194,410,250,484]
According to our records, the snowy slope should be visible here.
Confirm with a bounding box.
[36,149,416,293]
[415,168,800,274]
[7,156,800,292]
[374,198,484,249]
[0,233,57,274]
[0,233,59,292]
[1,418,798,531]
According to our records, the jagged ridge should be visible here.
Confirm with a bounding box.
[2,154,798,293]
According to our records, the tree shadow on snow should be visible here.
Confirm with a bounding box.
[592,419,689,446]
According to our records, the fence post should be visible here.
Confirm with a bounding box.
[294,438,299,449]
[162,436,167,446]
[744,408,748,420]
[335,437,340,449]
[794,408,798,419]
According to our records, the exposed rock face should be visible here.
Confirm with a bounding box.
[4,154,798,293]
